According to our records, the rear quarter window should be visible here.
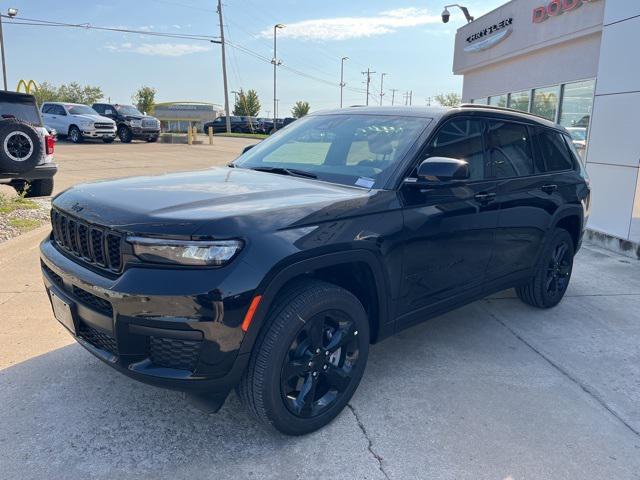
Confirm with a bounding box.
[534,128,575,172]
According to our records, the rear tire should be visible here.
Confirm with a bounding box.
[24,178,54,197]
[237,279,370,435]
[516,228,574,308]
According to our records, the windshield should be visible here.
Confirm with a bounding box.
[234,114,430,188]
[115,105,143,116]
[68,105,99,116]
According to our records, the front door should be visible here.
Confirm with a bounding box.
[397,117,499,326]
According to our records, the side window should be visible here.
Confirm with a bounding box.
[486,120,534,178]
[93,104,104,114]
[53,105,66,115]
[536,128,575,172]
[426,118,485,181]
[41,104,52,114]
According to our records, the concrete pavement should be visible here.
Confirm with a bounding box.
[1,141,640,479]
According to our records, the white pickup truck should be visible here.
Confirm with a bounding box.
[0,91,56,197]
[41,102,116,143]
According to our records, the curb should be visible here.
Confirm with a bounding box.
[0,224,50,264]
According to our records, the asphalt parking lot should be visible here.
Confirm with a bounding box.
[1,141,639,479]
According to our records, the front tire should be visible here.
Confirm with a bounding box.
[68,126,83,143]
[118,126,132,143]
[516,228,574,308]
[237,280,369,435]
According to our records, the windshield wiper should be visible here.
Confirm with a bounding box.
[249,166,317,179]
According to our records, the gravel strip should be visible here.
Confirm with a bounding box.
[0,197,51,244]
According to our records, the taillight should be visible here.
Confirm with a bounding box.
[45,135,55,155]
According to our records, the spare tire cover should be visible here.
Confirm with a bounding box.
[0,119,43,174]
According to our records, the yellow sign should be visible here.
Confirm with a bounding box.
[16,79,38,94]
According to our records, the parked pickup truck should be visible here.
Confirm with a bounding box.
[0,91,56,196]
[92,103,160,143]
[41,102,116,144]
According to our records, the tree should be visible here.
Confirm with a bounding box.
[31,82,60,106]
[56,82,103,104]
[233,89,261,116]
[132,86,157,114]
[291,101,310,118]
[434,92,461,107]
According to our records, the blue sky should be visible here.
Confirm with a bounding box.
[3,0,503,116]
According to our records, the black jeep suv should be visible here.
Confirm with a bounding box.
[40,106,590,435]
[92,103,160,143]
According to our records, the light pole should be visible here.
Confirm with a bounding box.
[272,23,284,131]
[215,0,231,133]
[0,8,18,91]
[340,56,348,108]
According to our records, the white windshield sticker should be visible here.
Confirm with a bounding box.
[355,177,375,188]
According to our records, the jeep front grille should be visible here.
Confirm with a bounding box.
[51,208,123,273]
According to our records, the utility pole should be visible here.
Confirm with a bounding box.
[0,13,7,90]
[390,88,398,106]
[426,96,432,107]
[272,24,285,131]
[361,68,375,106]
[403,91,409,106]
[379,73,387,106]
[409,90,413,106]
[216,0,231,134]
[340,56,348,108]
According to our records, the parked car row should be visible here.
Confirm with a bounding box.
[40,102,160,144]
[203,116,297,135]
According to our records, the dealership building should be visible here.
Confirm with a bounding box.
[453,0,639,255]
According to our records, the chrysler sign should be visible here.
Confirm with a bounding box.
[464,18,513,52]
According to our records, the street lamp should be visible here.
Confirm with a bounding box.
[0,7,18,90]
[340,56,348,108]
[441,4,474,23]
[272,23,285,131]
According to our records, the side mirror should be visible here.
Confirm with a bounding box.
[242,144,257,154]
[406,157,470,186]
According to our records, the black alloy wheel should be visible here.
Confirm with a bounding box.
[281,309,361,418]
[516,228,574,308]
[118,126,133,143]
[237,279,369,435]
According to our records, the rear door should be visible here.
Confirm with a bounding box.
[397,116,499,325]
[487,120,566,282]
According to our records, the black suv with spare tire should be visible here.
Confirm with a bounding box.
[0,91,56,196]
[40,105,589,434]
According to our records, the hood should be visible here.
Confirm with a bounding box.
[72,113,115,124]
[53,167,377,238]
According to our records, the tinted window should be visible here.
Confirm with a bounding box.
[53,105,66,115]
[0,95,42,125]
[426,118,485,181]
[41,104,53,114]
[487,121,534,178]
[93,104,105,114]
[536,128,574,172]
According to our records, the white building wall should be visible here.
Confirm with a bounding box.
[586,5,640,242]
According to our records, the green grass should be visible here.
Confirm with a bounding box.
[8,218,41,231]
[0,194,38,214]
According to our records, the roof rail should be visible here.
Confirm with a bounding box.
[459,103,552,122]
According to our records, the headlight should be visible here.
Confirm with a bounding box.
[81,120,94,128]
[127,237,243,266]
[130,119,142,127]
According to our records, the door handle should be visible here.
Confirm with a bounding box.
[474,192,496,203]
[541,184,558,194]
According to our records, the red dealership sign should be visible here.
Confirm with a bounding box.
[532,0,599,23]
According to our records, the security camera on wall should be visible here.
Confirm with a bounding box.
[441,7,451,23]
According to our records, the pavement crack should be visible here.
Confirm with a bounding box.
[486,305,640,438]
[347,403,390,480]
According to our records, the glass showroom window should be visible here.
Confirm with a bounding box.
[532,85,560,122]
[559,79,595,157]
[508,90,530,112]
[488,94,508,107]
[474,97,489,105]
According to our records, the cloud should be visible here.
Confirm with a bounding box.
[259,7,443,41]
[105,42,211,57]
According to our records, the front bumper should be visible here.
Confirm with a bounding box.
[131,127,160,138]
[40,237,258,399]
[81,128,117,139]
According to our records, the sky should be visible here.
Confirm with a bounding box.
[2,0,504,116]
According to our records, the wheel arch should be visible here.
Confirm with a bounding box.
[67,124,80,136]
[239,250,392,355]
[550,205,584,251]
